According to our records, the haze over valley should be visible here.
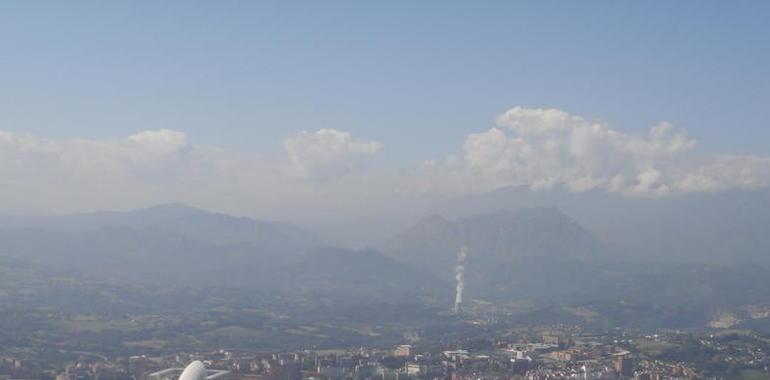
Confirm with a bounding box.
[2,2,770,379]
[2,189,770,333]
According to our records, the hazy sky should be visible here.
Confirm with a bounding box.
[1,1,769,217]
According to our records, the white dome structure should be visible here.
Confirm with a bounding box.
[178,361,207,380]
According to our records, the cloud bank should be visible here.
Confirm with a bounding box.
[460,107,768,196]
[284,128,382,180]
[1,107,769,217]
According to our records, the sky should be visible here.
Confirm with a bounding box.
[1,1,769,219]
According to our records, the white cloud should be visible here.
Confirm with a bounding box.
[459,106,724,196]
[671,155,770,192]
[283,128,382,180]
[127,129,189,157]
[0,129,260,213]
[1,107,769,217]
[0,127,387,216]
[0,129,198,186]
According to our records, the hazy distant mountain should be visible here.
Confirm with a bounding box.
[0,203,323,285]
[385,207,601,269]
[382,207,604,301]
[0,203,319,246]
[2,202,770,330]
[380,205,770,324]
[432,186,770,264]
[0,204,446,296]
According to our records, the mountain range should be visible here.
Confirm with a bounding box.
[0,203,322,287]
[433,186,770,264]
[1,194,770,329]
[0,203,604,301]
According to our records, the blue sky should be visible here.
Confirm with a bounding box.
[2,1,768,166]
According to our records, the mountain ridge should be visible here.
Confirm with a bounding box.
[0,203,324,285]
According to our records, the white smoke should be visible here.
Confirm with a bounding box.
[453,246,468,313]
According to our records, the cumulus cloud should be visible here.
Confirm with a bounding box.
[283,128,382,180]
[1,107,769,217]
[0,129,264,213]
[0,129,196,183]
[0,127,386,215]
[458,106,759,196]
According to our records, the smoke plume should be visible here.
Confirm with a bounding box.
[453,246,468,313]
